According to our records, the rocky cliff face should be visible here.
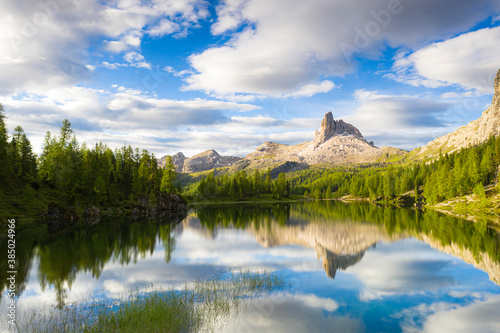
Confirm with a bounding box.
[159,111,407,175]
[413,69,500,158]
[313,111,366,148]
[182,149,242,173]
[158,150,241,173]
[244,112,405,168]
[172,152,186,172]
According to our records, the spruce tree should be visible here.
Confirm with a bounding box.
[0,104,12,182]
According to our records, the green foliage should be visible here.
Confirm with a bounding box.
[160,155,178,194]
[17,271,286,333]
[0,104,13,182]
[193,168,290,200]
[286,135,500,206]
[473,183,486,198]
[0,114,182,216]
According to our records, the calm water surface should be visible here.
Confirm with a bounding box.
[2,201,500,332]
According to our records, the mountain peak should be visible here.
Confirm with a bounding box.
[412,68,500,158]
[313,112,365,148]
[495,69,500,94]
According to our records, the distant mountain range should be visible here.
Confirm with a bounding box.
[160,69,500,174]
[159,111,406,174]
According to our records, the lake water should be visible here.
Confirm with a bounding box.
[2,201,500,332]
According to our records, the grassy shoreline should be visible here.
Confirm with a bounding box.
[12,271,287,333]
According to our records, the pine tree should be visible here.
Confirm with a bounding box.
[160,155,177,194]
[0,104,12,182]
[325,185,332,199]
[265,168,272,193]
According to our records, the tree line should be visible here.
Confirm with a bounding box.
[194,168,291,199]
[287,135,500,203]
[2,101,500,213]
[0,106,180,211]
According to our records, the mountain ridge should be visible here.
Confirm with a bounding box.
[159,69,500,173]
[411,69,500,159]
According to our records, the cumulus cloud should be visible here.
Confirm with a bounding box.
[423,295,500,333]
[347,239,457,298]
[220,294,362,333]
[342,91,452,149]
[211,0,247,35]
[286,81,336,98]
[2,87,265,156]
[0,0,209,95]
[123,51,151,69]
[185,0,500,98]
[387,27,500,94]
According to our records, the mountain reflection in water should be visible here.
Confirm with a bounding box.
[1,200,499,309]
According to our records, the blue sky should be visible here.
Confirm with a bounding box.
[1,0,500,157]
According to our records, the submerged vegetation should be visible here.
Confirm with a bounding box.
[13,271,287,333]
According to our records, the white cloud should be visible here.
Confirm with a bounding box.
[2,87,265,156]
[0,0,209,95]
[347,239,458,297]
[422,296,500,333]
[123,51,151,69]
[286,81,336,98]
[185,0,500,98]
[211,0,247,35]
[147,19,180,37]
[293,294,339,312]
[342,91,452,148]
[388,27,500,94]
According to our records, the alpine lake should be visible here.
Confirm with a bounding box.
[2,201,500,332]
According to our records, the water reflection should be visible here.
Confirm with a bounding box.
[1,201,500,331]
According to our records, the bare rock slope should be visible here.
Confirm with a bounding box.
[158,111,405,174]
[412,69,500,159]
[246,111,405,166]
[158,150,241,173]
[182,150,241,173]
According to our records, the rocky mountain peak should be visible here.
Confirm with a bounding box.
[412,68,500,158]
[313,111,365,148]
[182,149,241,173]
[495,69,500,94]
[172,152,186,172]
[493,69,500,111]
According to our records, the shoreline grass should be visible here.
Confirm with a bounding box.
[12,270,287,333]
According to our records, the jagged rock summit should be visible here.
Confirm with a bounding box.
[158,150,241,173]
[413,69,500,158]
[159,112,405,174]
[244,112,403,167]
[182,149,241,173]
[313,111,366,148]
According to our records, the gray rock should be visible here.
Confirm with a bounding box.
[172,152,186,173]
[414,68,500,158]
[313,111,365,148]
[182,149,241,173]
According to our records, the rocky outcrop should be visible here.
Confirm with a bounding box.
[270,161,308,178]
[158,152,186,172]
[172,152,186,172]
[313,111,366,148]
[413,69,500,159]
[159,150,241,173]
[182,149,242,173]
[246,141,291,159]
[131,193,188,219]
[243,113,405,168]
[45,202,78,232]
